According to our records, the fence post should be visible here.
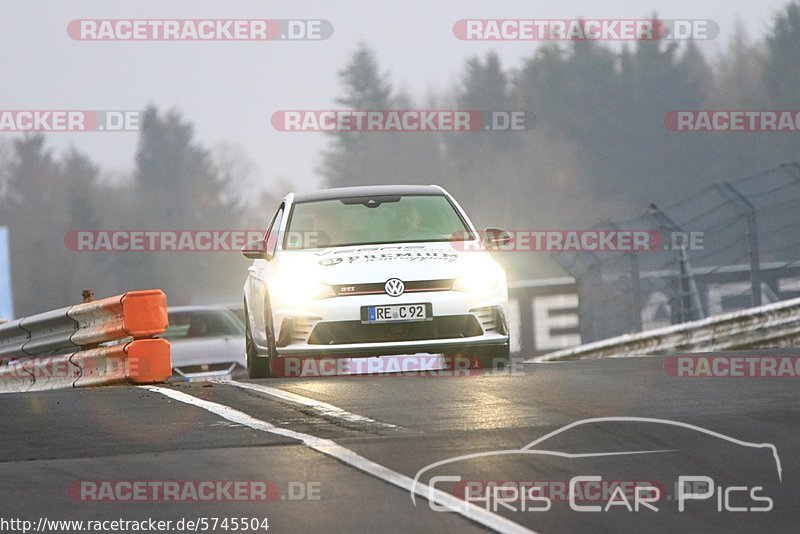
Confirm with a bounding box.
[80,289,99,350]
[717,183,761,307]
[646,203,705,321]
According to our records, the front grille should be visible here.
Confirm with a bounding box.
[333,279,453,297]
[307,315,483,345]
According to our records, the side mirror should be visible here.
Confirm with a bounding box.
[241,239,272,260]
[483,227,513,249]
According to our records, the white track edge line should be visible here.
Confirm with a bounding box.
[217,379,400,429]
[140,385,535,534]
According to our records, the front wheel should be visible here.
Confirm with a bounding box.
[444,345,509,371]
[245,299,272,379]
[476,346,509,370]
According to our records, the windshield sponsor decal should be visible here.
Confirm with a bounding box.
[316,246,458,266]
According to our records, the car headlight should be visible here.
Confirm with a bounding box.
[271,270,335,307]
[453,261,505,293]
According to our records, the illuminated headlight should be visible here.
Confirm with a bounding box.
[271,270,335,307]
[453,261,505,293]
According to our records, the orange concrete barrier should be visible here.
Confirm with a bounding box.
[69,290,169,346]
[72,338,170,387]
[0,338,171,392]
[126,338,172,384]
[0,289,172,393]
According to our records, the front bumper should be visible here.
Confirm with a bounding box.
[271,289,509,358]
[276,333,508,357]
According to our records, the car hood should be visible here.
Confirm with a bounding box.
[276,242,493,285]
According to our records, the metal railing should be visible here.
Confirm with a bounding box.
[530,295,800,362]
[552,162,800,343]
[0,289,171,391]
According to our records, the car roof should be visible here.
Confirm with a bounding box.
[291,185,444,203]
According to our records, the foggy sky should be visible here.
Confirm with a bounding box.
[0,0,790,194]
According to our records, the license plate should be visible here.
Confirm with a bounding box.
[363,303,431,324]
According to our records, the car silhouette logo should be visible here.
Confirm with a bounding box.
[385,278,405,297]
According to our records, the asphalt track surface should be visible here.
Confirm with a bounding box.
[1,353,798,533]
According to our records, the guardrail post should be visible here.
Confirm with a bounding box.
[646,204,706,321]
[678,246,704,321]
[628,250,643,332]
[716,183,761,307]
[80,289,99,350]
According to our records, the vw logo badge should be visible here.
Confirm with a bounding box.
[384,278,405,297]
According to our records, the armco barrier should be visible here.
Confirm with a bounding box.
[0,289,168,356]
[530,295,800,362]
[0,290,171,391]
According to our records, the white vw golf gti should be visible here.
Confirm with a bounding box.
[242,185,511,378]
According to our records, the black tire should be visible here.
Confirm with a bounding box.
[444,345,509,372]
[475,345,509,371]
[245,298,272,379]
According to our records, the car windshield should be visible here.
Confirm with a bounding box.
[283,194,475,250]
[163,310,244,341]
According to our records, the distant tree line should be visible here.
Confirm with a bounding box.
[0,109,284,316]
[323,4,800,246]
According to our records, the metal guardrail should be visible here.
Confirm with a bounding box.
[0,290,171,391]
[0,289,168,356]
[529,295,800,362]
